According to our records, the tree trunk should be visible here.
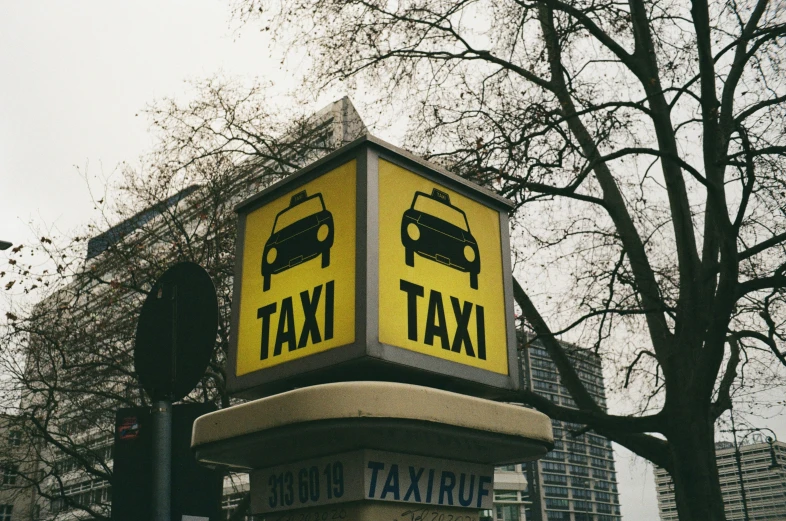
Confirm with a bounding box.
[667,410,726,521]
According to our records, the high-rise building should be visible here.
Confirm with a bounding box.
[655,439,786,521]
[491,337,622,521]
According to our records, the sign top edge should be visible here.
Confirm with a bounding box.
[233,134,515,215]
[365,135,515,210]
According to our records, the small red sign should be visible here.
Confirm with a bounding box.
[117,417,140,440]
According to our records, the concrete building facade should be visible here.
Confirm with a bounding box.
[489,339,622,521]
[655,439,786,521]
[521,340,621,521]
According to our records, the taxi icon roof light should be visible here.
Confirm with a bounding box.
[432,188,450,203]
[291,191,307,204]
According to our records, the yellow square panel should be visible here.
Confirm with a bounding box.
[378,160,508,375]
[235,161,356,375]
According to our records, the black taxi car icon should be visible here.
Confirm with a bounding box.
[401,188,480,289]
[261,190,334,292]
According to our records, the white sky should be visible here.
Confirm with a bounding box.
[1,1,291,244]
[4,3,782,520]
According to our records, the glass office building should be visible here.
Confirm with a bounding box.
[492,338,622,521]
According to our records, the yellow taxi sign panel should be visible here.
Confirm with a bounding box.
[378,160,508,375]
[235,161,356,376]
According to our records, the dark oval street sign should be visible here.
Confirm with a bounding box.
[134,262,218,401]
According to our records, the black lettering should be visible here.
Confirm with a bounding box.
[284,471,294,505]
[425,290,449,350]
[400,280,424,341]
[458,473,475,507]
[381,464,400,500]
[425,469,435,503]
[476,305,486,360]
[476,475,492,508]
[367,461,385,498]
[298,285,323,348]
[450,297,474,357]
[325,280,335,340]
[257,303,277,360]
[439,471,455,505]
[275,297,296,355]
[268,474,277,508]
[404,467,424,502]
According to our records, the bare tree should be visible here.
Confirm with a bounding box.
[234,1,786,519]
[0,80,365,520]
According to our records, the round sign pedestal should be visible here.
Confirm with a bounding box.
[192,382,553,517]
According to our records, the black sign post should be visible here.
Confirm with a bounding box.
[152,402,171,521]
[134,262,218,521]
[112,403,223,521]
[112,408,152,521]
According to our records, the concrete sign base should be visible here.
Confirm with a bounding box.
[192,382,553,516]
[191,382,553,471]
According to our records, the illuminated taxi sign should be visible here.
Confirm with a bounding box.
[232,161,356,381]
[228,136,517,398]
[378,160,509,376]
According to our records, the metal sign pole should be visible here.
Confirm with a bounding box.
[154,283,176,521]
[133,263,219,521]
[152,400,172,521]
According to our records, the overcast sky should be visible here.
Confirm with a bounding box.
[10,3,784,520]
[1,2,290,244]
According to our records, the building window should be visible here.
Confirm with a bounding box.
[496,504,521,521]
[544,486,568,498]
[544,451,566,462]
[568,453,588,465]
[50,478,110,513]
[7,431,21,447]
[571,476,590,488]
[0,505,12,521]
[572,488,592,499]
[544,498,569,509]
[2,465,17,485]
[541,462,566,473]
[573,500,593,512]
[542,473,567,485]
[591,457,607,468]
